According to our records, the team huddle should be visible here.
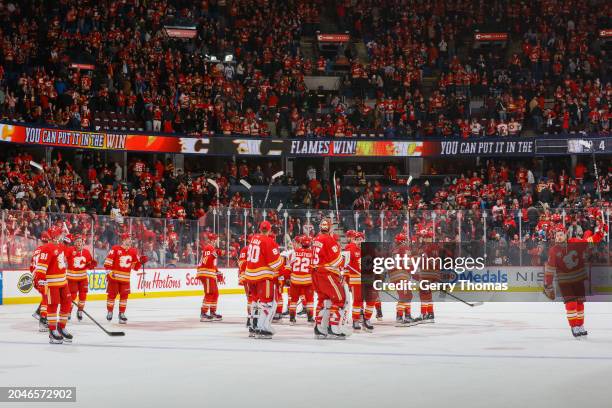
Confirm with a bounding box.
[29,218,594,343]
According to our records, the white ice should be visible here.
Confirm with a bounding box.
[1,296,611,408]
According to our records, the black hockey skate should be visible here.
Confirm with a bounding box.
[59,328,73,343]
[362,318,374,332]
[577,326,588,337]
[314,324,327,339]
[39,317,48,332]
[255,330,273,339]
[106,311,113,321]
[402,316,419,326]
[118,313,128,324]
[307,313,314,324]
[210,312,222,321]
[272,313,282,322]
[422,313,435,323]
[326,326,346,340]
[394,315,405,327]
[77,310,83,321]
[352,320,362,331]
[289,316,297,326]
[571,326,582,339]
[200,312,212,322]
[49,329,64,344]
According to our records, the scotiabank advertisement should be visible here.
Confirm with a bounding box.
[1,268,242,304]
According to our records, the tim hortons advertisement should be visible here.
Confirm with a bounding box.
[1,268,242,304]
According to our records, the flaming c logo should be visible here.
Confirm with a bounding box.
[0,124,15,141]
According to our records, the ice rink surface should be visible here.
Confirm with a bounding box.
[1,295,611,408]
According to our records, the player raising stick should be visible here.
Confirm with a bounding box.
[196,232,225,321]
[66,234,97,321]
[244,221,284,339]
[104,233,147,324]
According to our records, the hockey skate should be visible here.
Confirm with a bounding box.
[38,317,48,332]
[314,324,327,339]
[422,313,435,323]
[326,326,347,340]
[307,313,314,324]
[59,328,73,343]
[362,318,374,332]
[49,329,64,344]
[200,312,212,322]
[402,316,419,326]
[577,326,588,337]
[32,306,41,320]
[375,307,383,321]
[77,310,83,321]
[289,316,297,326]
[571,326,582,339]
[272,312,282,322]
[394,315,405,327]
[210,312,223,321]
[352,320,362,331]
[118,313,128,324]
[255,330,273,339]
[106,311,113,321]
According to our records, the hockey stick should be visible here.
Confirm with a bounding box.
[439,289,483,307]
[72,301,125,336]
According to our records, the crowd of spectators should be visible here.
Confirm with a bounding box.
[0,0,609,138]
[0,147,611,269]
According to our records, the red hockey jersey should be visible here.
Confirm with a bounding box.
[65,247,94,281]
[197,244,218,279]
[244,234,283,282]
[104,245,141,283]
[312,233,343,276]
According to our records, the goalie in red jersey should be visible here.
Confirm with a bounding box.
[65,234,96,321]
[544,226,602,338]
[244,221,284,339]
[196,232,224,321]
[312,219,349,339]
[104,233,147,324]
[32,226,73,344]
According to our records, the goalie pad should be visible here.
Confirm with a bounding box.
[256,301,276,334]
[543,285,555,300]
[316,299,331,334]
[339,282,353,336]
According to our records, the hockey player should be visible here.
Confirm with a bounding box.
[389,233,418,326]
[31,231,50,331]
[66,235,96,321]
[104,233,147,324]
[544,226,597,338]
[416,230,438,323]
[344,230,375,331]
[196,232,225,321]
[287,236,315,325]
[244,221,284,339]
[312,219,348,339]
[238,235,254,327]
[32,226,73,344]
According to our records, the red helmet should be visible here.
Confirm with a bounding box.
[356,231,365,240]
[320,219,331,232]
[63,233,74,244]
[346,230,357,239]
[301,237,312,247]
[207,232,218,241]
[395,233,407,243]
[259,220,272,232]
[40,231,51,242]
[48,226,63,240]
